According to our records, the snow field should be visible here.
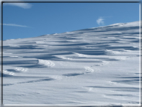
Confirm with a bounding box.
[2,21,140,105]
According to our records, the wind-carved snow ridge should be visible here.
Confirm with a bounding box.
[2,67,28,77]
[56,56,72,60]
[38,59,55,67]
[74,52,88,57]
[93,61,109,66]
[3,70,15,76]
[106,50,121,55]
[14,67,28,72]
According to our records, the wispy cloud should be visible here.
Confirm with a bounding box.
[1,0,32,9]
[6,2,32,9]
[96,17,104,26]
[2,23,29,27]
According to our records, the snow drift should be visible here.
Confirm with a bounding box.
[1,21,141,106]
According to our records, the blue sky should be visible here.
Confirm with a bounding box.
[3,2,139,40]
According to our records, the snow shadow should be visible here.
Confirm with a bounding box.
[3,84,13,86]
[2,60,38,65]
[23,54,60,60]
[112,76,140,84]
[6,69,21,73]
[3,45,43,50]
[77,50,106,55]
[87,86,139,92]
[18,64,46,68]
[3,73,14,77]
[18,78,54,84]
[107,46,138,50]
[52,42,89,46]
[63,73,84,77]
[3,78,55,86]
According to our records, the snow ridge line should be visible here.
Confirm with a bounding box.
[3,70,15,76]
[14,67,28,72]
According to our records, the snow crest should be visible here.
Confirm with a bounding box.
[38,59,55,67]
[3,70,15,76]
[14,67,28,72]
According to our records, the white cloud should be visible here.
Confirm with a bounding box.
[1,0,32,9]
[96,17,104,26]
[6,3,31,9]
[2,23,28,27]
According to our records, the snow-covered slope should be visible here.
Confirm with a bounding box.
[2,21,141,106]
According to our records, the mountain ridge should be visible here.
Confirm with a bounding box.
[36,21,140,38]
[2,20,140,105]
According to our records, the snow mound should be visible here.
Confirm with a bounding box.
[3,70,15,76]
[84,66,94,73]
[49,75,63,80]
[56,56,72,60]
[106,50,121,55]
[14,67,28,72]
[38,59,55,67]
[74,52,89,57]
[109,23,125,26]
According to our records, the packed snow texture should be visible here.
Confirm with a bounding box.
[1,21,141,105]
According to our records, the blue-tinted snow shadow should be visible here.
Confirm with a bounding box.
[87,86,139,92]
[63,73,84,77]
[6,69,20,73]
[3,45,43,50]
[2,60,38,65]
[106,94,134,97]
[130,39,139,43]
[107,46,139,50]
[23,54,61,60]
[18,64,46,68]
[18,78,54,84]
[3,84,14,86]
[2,74,14,77]
[112,76,140,84]
[3,77,55,86]
[51,42,89,46]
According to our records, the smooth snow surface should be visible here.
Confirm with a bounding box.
[2,21,141,106]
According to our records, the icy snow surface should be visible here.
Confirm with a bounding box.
[2,21,141,105]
